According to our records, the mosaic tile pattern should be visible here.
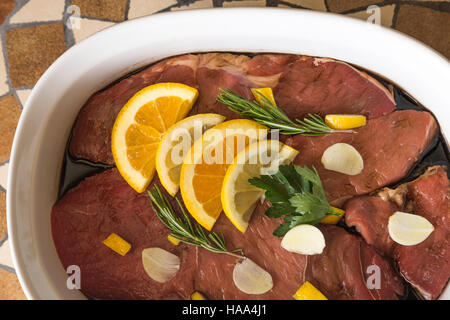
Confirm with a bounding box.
[0,268,26,300]
[6,23,66,87]
[72,0,128,21]
[395,4,450,58]
[0,0,448,299]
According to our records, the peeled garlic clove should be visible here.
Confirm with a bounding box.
[321,143,363,175]
[281,224,325,255]
[233,258,273,294]
[388,211,434,246]
[142,248,180,283]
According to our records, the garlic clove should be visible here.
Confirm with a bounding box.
[233,258,273,295]
[281,224,325,255]
[388,211,434,246]
[142,247,180,283]
[321,143,363,176]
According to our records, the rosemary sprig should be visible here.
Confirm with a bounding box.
[217,88,354,136]
[148,186,244,258]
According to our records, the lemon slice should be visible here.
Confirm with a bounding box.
[251,87,277,106]
[325,114,366,130]
[293,281,328,300]
[156,114,226,196]
[180,119,268,230]
[112,83,198,193]
[221,140,298,233]
[388,211,434,246]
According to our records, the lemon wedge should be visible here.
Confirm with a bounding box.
[102,233,131,256]
[293,281,328,300]
[388,211,434,246]
[251,87,277,106]
[191,291,207,300]
[111,83,198,193]
[325,114,366,130]
[156,114,226,196]
[321,207,345,224]
[167,235,180,246]
[180,119,268,230]
[221,140,298,233]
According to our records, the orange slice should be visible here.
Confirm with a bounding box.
[111,83,198,192]
[180,119,268,230]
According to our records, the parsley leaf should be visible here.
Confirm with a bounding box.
[249,165,337,237]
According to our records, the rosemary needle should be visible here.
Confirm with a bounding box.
[148,186,244,259]
[217,88,354,136]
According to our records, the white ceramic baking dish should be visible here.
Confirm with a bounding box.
[7,8,450,299]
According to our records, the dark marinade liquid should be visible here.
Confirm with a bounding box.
[57,54,450,300]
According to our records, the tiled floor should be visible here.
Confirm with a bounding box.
[0,0,448,300]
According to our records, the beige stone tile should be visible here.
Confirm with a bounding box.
[347,4,395,28]
[10,0,65,24]
[0,95,21,163]
[6,23,66,88]
[0,239,13,268]
[0,163,8,190]
[128,0,177,19]
[0,192,6,239]
[71,18,115,43]
[222,0,266,7]
[16,89,32,108]
[0,268,26,300]
[282,0,327,11]
[0,41,9,96]
[172,0,214,11]
[395,5,450,59]
[72,0,128,21]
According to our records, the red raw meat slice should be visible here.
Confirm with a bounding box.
[69,53,395,165]
[305,225,404,300]
[345,166,450,299]
[51,168,197,300]
[69,55,199,164]
[195,54,254,119]
[274,56,396,121]
[285,110,438,206]
[344,196,398,257]
[247,54,296,76]
[52,169,405,300]
[197,207,404,300]
[194,203,307,300]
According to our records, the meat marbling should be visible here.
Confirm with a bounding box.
[285,110,438,206]
[69,53,396,165]
[345,166,450,299]
[52,169,404,300]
